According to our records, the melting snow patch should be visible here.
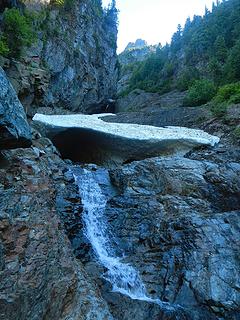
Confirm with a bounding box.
[33,113,220,146]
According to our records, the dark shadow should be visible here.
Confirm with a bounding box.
[0,152,10,169]
[51,128,109,164]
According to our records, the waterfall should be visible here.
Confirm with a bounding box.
[71,166,174,310]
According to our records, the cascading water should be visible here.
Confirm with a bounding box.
[71,166,174,310]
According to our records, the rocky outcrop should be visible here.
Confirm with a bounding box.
[103,149,240,319]
[0,67,31,149]
[118,39,157,65]
[1,0,118,114]
[41,1,118,114]
[58,139,240,320]
[1,58,50,117]
[32,113,219,164]
[0,137,113,320]
[116,89,187,112]
[125,39,148,51]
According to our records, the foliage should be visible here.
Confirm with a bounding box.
[2,8,36,58]
[50,0,75,10]
[176,67,200,91]
[51,0,65,5]
[128,47,171,93]
[224,40,240,82]
[104,0,118,27]
[183,79,216,107]
[210,82,240,117]
[213,82,240,104]
[124,0,240,99]
[0,37,9,56]
[233,126,240,139]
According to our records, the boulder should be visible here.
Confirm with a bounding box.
[33,113,220,164]
[0,67,32,149]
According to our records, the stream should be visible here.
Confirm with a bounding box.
[71,166,174,310]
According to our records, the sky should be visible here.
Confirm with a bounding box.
[102,0,217,53]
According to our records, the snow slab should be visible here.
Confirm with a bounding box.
[33,113,220,147]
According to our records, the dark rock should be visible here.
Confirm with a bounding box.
[116,89,187,113]
[0,0,23,13]
[0,67,32,150]
[100,155,240,319]
[102,290,191,320]
[104,107,209,128]
[42,0,118,114]
[3,0,118,115]
[0,140,113,320]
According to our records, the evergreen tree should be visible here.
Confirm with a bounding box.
[214,36,228,62]
[125,0,240,97]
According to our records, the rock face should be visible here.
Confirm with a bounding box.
[0,67,32,149]
[42,1,118,113]
[116,89,186,112]
[58,140,240,320]
[1,0,118,114]
[32,113,219,164]
[125,39,148,51]
[118,39,157,65]
[103,151,240,319]
[0,139,113,320]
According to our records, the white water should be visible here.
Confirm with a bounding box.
[71,166,174,310]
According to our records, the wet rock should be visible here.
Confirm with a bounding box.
[0,67,32,150]
[102,291,191,320]
[102,154,240,319]
[0,141,113,320]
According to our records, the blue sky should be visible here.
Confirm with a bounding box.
[102,0,217,53]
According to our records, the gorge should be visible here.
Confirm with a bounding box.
[0,1,240,320]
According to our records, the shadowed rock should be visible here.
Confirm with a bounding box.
[0,67,32,150]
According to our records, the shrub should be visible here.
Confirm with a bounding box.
[176,67,200,91]
[213,82,240,104]
[233,126,240,139]
[224,40,240,82]
[229,93,240,104]
[51,0,65,5]
[3,8,36,58]
[183,79,216,107]
[0,37,9,56]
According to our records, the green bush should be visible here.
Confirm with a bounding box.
[51,0,65,5]
[50,0,74,8]
[224,40,240,82]
[183,79,216,106]
[229,93,240,104]
[176,67,200,91]
[3,8,36,58]
[0,37,9,56]
[213,82,240,104]
[233,126,240,139]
